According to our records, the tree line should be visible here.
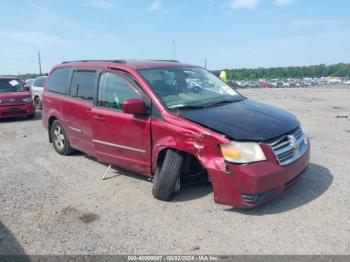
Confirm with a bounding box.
[212,63,350,80]
[8,62,350,81]
[18,73,44,79]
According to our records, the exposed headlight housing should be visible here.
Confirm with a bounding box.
[22,97,32,102]
[220,142,266,164]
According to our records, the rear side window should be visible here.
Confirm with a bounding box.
[47,67,71,94]
[70,71,96,101]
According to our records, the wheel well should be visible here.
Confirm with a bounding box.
[156,149,168,167]
[48,116,57,143]
[156,149,208,183]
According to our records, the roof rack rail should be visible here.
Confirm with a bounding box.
[62,59,127,64]
[150,59,180,63]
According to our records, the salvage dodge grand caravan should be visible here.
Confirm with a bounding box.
[42,60,310,208]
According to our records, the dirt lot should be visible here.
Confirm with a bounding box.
[0,86,349,255]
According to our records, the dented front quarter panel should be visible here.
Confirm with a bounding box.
[152,113,228,169]
[151,112,234,204]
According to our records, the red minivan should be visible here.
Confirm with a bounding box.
[0,77,35,119]
[42,60,310,208]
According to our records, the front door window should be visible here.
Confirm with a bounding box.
[97,72,142,110]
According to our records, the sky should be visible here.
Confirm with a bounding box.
[0,0,350,74]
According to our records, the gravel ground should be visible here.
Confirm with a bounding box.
[0,86,349,255]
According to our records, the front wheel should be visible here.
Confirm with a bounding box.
[50,120,74,155]
[152,149,184,201]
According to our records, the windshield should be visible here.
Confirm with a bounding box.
[0,79,24,93]
[139,67,243,109]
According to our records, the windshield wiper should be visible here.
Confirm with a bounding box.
[170,98,244,111]
[170,104,206,110]
[203,98,243,108]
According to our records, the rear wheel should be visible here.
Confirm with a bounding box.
[50,120,74,155]
[152,149,184,201]
[34,96,42,110]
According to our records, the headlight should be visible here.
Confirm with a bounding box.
[220,142,266,164]
[22,97,32,102]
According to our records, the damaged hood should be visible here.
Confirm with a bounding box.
[180,99,299,141]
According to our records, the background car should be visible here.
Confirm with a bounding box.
[226,80,240,88]
[31,76,47,110]
[0,76,35,119]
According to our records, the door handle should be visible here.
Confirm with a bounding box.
[93,115,106,122]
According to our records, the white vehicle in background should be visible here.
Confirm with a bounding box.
[31,76,47,110]
[283,82,290,88]
[327,78,342,84]
[269,80,278,88]
[344,80,350,85]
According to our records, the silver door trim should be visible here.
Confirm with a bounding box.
[93,139,146,153]
[68,127,82,133]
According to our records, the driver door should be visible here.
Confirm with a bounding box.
[91,70,152,176]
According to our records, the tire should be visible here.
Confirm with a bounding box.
[152,149,184,201]
[34,97,42,110]
[50,120,74,155]
[27,113,35,119]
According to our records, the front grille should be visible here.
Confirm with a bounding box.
[242,188,277,204]
[268,127,308,166]
[1,110,27,116]
[0,98,23,103]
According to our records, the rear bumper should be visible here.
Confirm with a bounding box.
[0,103,35,119]
[208,144,310,208]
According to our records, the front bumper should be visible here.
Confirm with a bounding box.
[0,102,35,119]
[208,143,310,208]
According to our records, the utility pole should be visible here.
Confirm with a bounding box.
[172,40,176,60]
[38,51,42,76]
[205,57,207,69]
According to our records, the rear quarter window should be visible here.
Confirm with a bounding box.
[47,67,71,94]
[70,71,96,101]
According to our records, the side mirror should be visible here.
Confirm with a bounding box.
[24,86,31,92]
[123,98,147,115]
